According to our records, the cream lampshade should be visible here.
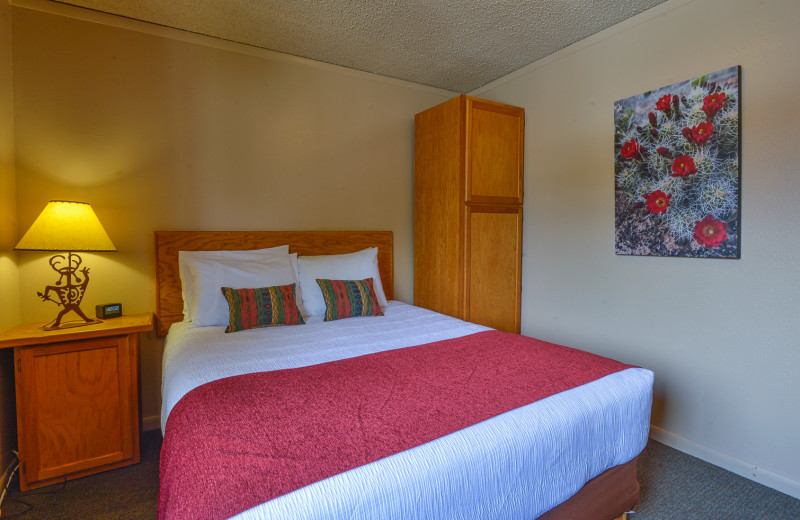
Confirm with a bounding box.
[15,200,117,330]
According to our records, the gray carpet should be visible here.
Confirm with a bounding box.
[1,433,799,519]
[634,441,800,519]
[1,430,160,520]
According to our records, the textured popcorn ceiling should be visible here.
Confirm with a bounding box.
[54,0,669,92]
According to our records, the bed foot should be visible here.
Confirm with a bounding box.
[614,514,628,520]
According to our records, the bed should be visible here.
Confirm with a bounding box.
[155,230,653,520]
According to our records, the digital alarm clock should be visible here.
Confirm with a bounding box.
[96,303,123,319]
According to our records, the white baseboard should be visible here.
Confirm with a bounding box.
[142,414,161,432]
[649,425,800,500]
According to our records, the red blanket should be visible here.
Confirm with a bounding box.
[158,330,632,520]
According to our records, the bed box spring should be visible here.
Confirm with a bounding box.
[539,456,640,520]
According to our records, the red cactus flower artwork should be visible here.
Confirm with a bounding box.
[685,122,714,145]
[702,92,727,119]
[614,66,740,258]
[693,215,729,248]
[620,139,641,160]
[643,190,672,215]
[671,155,697,177]
[655,94,673,112]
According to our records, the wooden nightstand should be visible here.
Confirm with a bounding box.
[0,313,153,490]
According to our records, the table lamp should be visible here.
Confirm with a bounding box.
[15,200,117,331]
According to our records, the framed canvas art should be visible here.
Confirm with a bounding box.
[614,65,740,258]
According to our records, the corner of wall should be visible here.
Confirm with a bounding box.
[0,0,20,475]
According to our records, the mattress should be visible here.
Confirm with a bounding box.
[161,301,653,519]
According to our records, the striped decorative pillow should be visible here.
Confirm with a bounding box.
[221,284,305,333]
[316,278,384,321]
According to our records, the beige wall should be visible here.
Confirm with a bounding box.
[1,0,20,472]
[475,0,800,498]
[10,1,455,429]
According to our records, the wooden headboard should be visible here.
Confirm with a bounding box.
[154,231,393,336]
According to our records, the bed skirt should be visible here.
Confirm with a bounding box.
[538,456,640,520]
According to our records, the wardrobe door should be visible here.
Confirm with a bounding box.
[466,204,522,333]
[466,99,524,205]
[413,96,466,319]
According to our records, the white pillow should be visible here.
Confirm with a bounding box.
[297,247,388,317]
[179,245,289,321]
[189,254,298,327]
[287,253,308,317]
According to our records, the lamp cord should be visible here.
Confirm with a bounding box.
[0,453,67,518]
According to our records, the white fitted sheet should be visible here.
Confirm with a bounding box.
[161,301,653,520]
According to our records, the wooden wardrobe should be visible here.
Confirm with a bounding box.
[414,95,524,333]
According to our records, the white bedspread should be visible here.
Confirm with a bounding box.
[161,301,653,520]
